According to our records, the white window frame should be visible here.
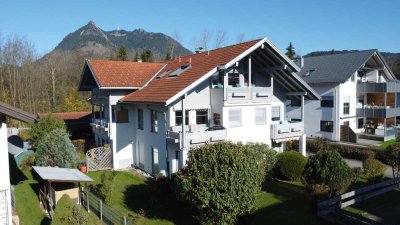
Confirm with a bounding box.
[151,110,158,133]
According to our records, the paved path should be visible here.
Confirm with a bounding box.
[343,158,394,178]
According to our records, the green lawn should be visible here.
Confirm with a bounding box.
[376,139,396,150]
[88,171,330,225]
[13,170,50,225]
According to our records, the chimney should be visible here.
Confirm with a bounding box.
[195,47,205,54]
[137,57,142,63]
[292,56,304,68]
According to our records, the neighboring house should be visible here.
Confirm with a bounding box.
[287,50,399,142]
[0,122,12,225]
[79,38,320,175]
[39,111,94,139]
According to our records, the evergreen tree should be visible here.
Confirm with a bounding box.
[141,49,153,62]
[165,52,171,60]
[116,45,128,61]
[330,49,335,55]
[285,42,296,59]
[133,51,139,62]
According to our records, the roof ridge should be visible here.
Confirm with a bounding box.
[88,59,165,64]
[305,49,377,59]
[167,38,263,62]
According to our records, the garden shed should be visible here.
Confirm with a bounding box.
[32,166,93,215]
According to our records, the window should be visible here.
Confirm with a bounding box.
[343,121,349,126]
[169,64,191,77]
[138,109,143,130]
[255,108,267,125]
[151,110,158,133]
[343,96,350,115]
[196,110,208,125]
[343,103,350,115]
[152,147,159,174]
[321,96,334,107]
[271,106,280,121]
[175,110,188,126]
[291,99,301,107]
[320,120,334,132]
[228,72,240,87]
[358,118,364,129]
[229,109,242,127]
[116,108,129,123]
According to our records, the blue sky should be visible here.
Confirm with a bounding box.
[0,0,399,56]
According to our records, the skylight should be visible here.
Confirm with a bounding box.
[169,64,191,77]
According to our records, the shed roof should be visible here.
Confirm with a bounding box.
[33,166,93,182]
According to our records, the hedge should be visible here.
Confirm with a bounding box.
[276,151,307,181]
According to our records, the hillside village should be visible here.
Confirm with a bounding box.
[1,3,400,225]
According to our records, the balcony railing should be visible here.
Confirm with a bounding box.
[357,81,400,93]
[226,86,272,104]
[167,126,227,145]
[270,121,304,141]
[356,107,400,118]
[90,118,109,134]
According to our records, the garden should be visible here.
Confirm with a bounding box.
[12,115,400,225]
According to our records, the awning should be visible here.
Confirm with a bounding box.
[33,166,93,182]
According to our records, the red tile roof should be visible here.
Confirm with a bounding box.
[39,111,92,121]
[122,39,261,104]
[87,60,166,88]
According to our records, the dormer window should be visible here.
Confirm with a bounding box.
[169,63,191,77]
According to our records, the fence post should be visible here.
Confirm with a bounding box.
[100,199,103,221]
[86,189,90,212]
[124,216,127,225]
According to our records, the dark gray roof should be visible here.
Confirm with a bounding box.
[0,102,37,124]
[299,50,377,84]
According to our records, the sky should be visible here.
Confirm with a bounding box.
[0,0,399,56]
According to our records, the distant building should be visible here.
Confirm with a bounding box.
[287,50,399,142]
[79,38,319,175]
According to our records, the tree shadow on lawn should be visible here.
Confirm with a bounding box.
[347,188,400,225]
[123,179,197,225]
[238,180,330,225]
[9,153,27,185]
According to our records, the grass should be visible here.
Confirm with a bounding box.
[344,188,400,224]
[88,171,331,225]
[376,139,396,150]
[245,180,330,225]
[13,170,50,225]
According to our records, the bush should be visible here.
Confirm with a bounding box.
[89,170,116,205]
[174,142,268,225]
[351,167,363,183]
[30,114,66,145]
[383,143,400,178]
[363,158,386,183]
[304,151,353,196]
[51,194,100,225]
[276,151,307,181]
[20,153,36,170]
[307,137,332,152]
[35,129,77,168]
[18,129,30,142]
[72,139,86,154]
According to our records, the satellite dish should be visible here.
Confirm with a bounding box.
[8,135,24,156]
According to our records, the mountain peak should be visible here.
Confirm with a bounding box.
[87,20,97,27]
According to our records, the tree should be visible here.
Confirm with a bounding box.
[285,42,296,59]
[35,128,77,168]
[141,49,153,62]
[236,33,246,44]
[276,151,307,181]
[384,143,400,178]
[304,151,353,196]
[174,142,268,225]
[165,52,171,60]
[29,114,67,144]
[61,88,91,112]
[214,29,228,48]
[116,45,128,61]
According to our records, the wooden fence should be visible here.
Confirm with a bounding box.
[86,147,113,172]
[317,177,400,225]
[80,187,135,225]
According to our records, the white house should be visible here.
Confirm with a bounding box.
[287,50,399,142]
[0,122,12,225]
[79,38,320,175]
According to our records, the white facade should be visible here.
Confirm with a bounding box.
[0,123,12,225]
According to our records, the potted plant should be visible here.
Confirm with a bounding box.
[79,162,87,173]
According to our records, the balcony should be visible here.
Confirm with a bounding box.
[90,118,109,134]
[270,121,304,141]
[226,86,272,104]
[167,125,227,145]
[357,81,400,93]
[356,106,400,118]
